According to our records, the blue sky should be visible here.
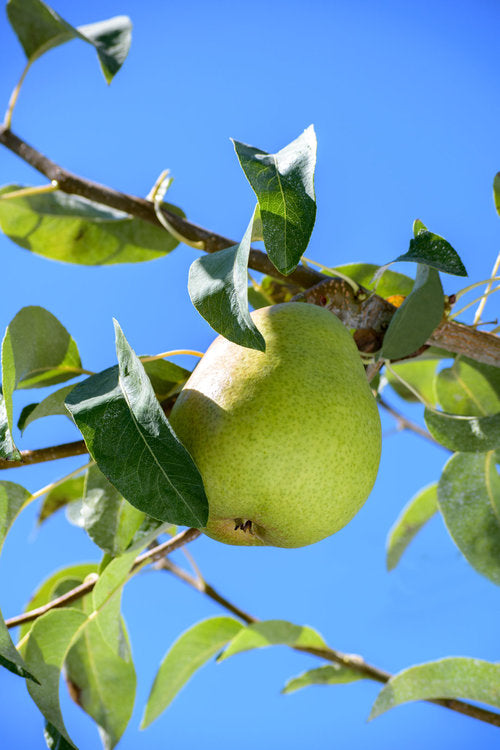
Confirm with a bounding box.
[0,0,499,748]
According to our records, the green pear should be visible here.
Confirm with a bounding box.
[169,302,381,547]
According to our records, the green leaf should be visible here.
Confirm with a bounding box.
[438,452,500,584]
[44,722,74,750]
[233,126,317,275]
[380,265,444,360]
[78,465,145,555]
[25,608,88,748]
[19,564,98,641]
[386,484,438,571]
[64,583,136,749]
[282,664,364,694]
[6,0,131,82]
[0,389,18,460]
[18,384,75,434]
[0,186,184,265]
[219,619,326,661]
[435,356,500,417]
[424,409,500,452]
[188,213,266,351]
[393,221,467,276]
[385,359,439,405]
[0,480,36,681]
[141,617,243,728]
[370,657,500,720]
[37,476,85,525]
[1,306,81,459]
[66,324,208,528]
[493,173,500,217]
[333,263,414,299]
[142,359,191,401]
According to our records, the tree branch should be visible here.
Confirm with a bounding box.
[4,527,200,629]
[377,397,446,448]
[0,125,323,290]
[158,557,500,728]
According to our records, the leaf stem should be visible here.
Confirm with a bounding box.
[302,256,360,293]
[152,170,205,250]
[140,349,204,363]
[0,181,59,200]
[450,285,500,321]
[3,60,32,129]
[383,361,433,409]
[474,253,500,325]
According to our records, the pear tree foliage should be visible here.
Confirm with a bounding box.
[1,2,500,748]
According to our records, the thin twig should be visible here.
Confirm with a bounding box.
[377,397,446,449]
[5,527,200,629]
[158,556,500,728]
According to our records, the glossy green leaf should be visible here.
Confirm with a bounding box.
[66,324,208,528]
[394,221,467,276]
[0,186,184,265]
[381,265,444,360]
[37,476,85,525]
[385,359,439,405]
[25,608,88,748]
[219,619,326,661]
[142,359,191,401]
[0,390,17,460]
[438,451,500,584]
[386,484,438,571]
[65,582,136,749]
[6,0,131,82]
[370,657,500,719]
[282,664,363,694]
[493,173,500,217]
[435,357,500,417]
[142,617,243,728]
[233,126,317,275]
[188,213,265,351]
[333,263,414,298]
[18,384,75,434]
[425,409,500,452]
[77,465,144,555]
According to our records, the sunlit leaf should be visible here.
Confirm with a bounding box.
[380,265,444,360]
[282,664,363,694]
[233,126,317,275]
[438,451,500,584]
[37,476,84,525]
[219,619,326,661]
[25,608,88,748]
[393,220,467,276]
[66,324,208,527]
[385,359,439,405]
[334,263,414,299]
[435,356,500,417]
[0,186,185,265]
[7,0,131,82]
[189,212,265,351]
[386,484,438,570]
[18,384,75,434]
[370,657,500,720]
[142,617,243,728]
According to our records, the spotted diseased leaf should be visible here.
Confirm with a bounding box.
[380,265,444,360]
[142,617,243,728]
[6,0,131,82]
[188,212,266,351]
[0,186,185,265]
[233,126,317,275]
[438,451,500,585]
[370,657,500,720]
[393,220,467,276]
[386,484,438,570]
[65,323,208,528]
